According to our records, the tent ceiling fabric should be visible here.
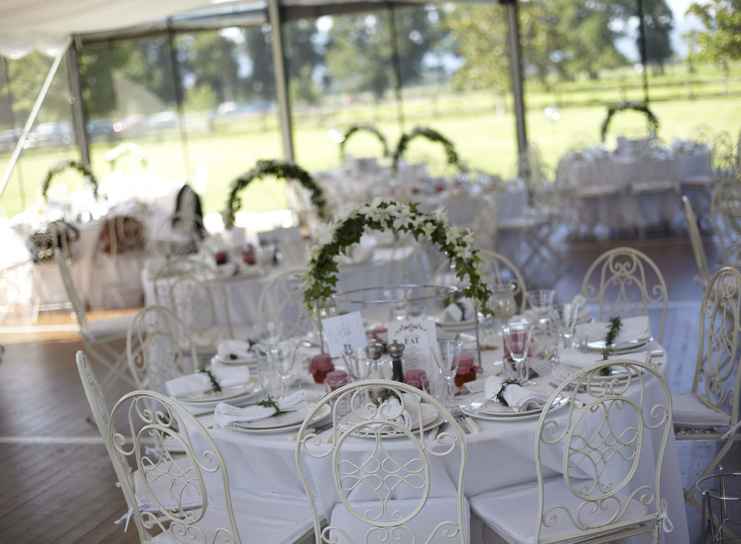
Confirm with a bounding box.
[0,0,218,57]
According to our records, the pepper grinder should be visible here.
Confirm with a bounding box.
[388,340,405,383]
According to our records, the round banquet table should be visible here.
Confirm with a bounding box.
[142,244,431,330]
[204,359,689,544]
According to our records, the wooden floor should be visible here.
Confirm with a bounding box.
[0,236,738,543]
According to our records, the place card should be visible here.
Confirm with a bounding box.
[388,317,440,370]
[322,311,368,357]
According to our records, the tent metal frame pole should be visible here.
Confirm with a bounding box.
[1,40,70,198]
[636,0,650,105]
[66,41,90,167]
[2,57,26,209]
[167,23,192,176]
[503,0,529,181]
[388,3,406,132]
[268,0,295,161]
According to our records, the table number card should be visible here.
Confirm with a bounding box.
[388,317,440,370]
[321,311,368,357]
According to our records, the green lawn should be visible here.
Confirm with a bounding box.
[2,82,740,218]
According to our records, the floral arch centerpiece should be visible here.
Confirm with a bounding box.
[224,159,329,228]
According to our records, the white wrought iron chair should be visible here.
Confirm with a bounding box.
[471,360,673,544]
[168,271,235,351]
[674,267,741,501]
[711,182,741,264]
[683,195,711,287]
[295,379,469,544]
[126,305,198,390]
[580,247,669,344]
[56,248,135,388]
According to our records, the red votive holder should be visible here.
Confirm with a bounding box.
[309,354,334,384]
[325,370,351,391]
[455,353,478,388]
[404,369,429,391]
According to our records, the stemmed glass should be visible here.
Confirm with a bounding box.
[502,319,533,385]
[433,337,463,409]
[268,340,299,398]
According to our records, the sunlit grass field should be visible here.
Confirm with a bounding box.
[2,70,740,218]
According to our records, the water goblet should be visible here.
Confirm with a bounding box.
[526,289,556,315]
[502,319,533,385]
[269,342,297,398]
[433,337,463,409]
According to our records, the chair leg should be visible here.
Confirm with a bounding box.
[83,342,136,389]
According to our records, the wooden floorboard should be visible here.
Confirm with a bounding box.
[0,235,737,543]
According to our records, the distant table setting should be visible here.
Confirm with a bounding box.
[555,137,713,233]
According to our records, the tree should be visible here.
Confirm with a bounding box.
[178,32,241,105]
[244,25,276,101]
[325,6,450,101]
[447,1,628,92]
[688,0,741,63]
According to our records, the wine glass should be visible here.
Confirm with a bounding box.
[269,341,298,398]
[502,319,532,385]
[433,337,463,409]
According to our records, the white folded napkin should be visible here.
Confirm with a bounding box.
[165,366,250,398]
[484,376,545,412]
[217,340,254,361]
[214,391,305,427]
[575,315,650,345]
[560,348,649,370]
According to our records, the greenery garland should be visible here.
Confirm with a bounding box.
[339,124,389,159]
[600,101,659,143]
[304,200,492,315]
[224,159,329,227]
[42,160,98,201]
[392,126,466,173]
[602,316,622,362]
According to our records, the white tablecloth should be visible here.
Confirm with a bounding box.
[208,367,689,544]
[142,245,432,331]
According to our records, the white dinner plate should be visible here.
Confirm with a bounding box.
[232,404,331,432]
[584,337,650,353]
[461,393,569,421]
[177,380,260,404]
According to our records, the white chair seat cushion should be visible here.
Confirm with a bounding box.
[329,496,470,543]
[86,314,135,341]
[470,478,650,544]
[150,492,313,544]
[672,393,730,428]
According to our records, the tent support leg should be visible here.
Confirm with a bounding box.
[1,40,70,198]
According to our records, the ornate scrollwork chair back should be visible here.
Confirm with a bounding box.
[682,195,710,286]
[480,250,528,313]
[535,360,673,543]
[151,257,212,308]
[108,390,240,544]
[295,379,468,544]
[580,247,669,343]
[693,267,741,427]
[168,271,231,348]
[127,306,198,390]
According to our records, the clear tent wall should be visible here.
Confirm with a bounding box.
[1,0,738,218]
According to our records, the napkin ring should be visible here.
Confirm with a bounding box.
[496,379,519,407]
